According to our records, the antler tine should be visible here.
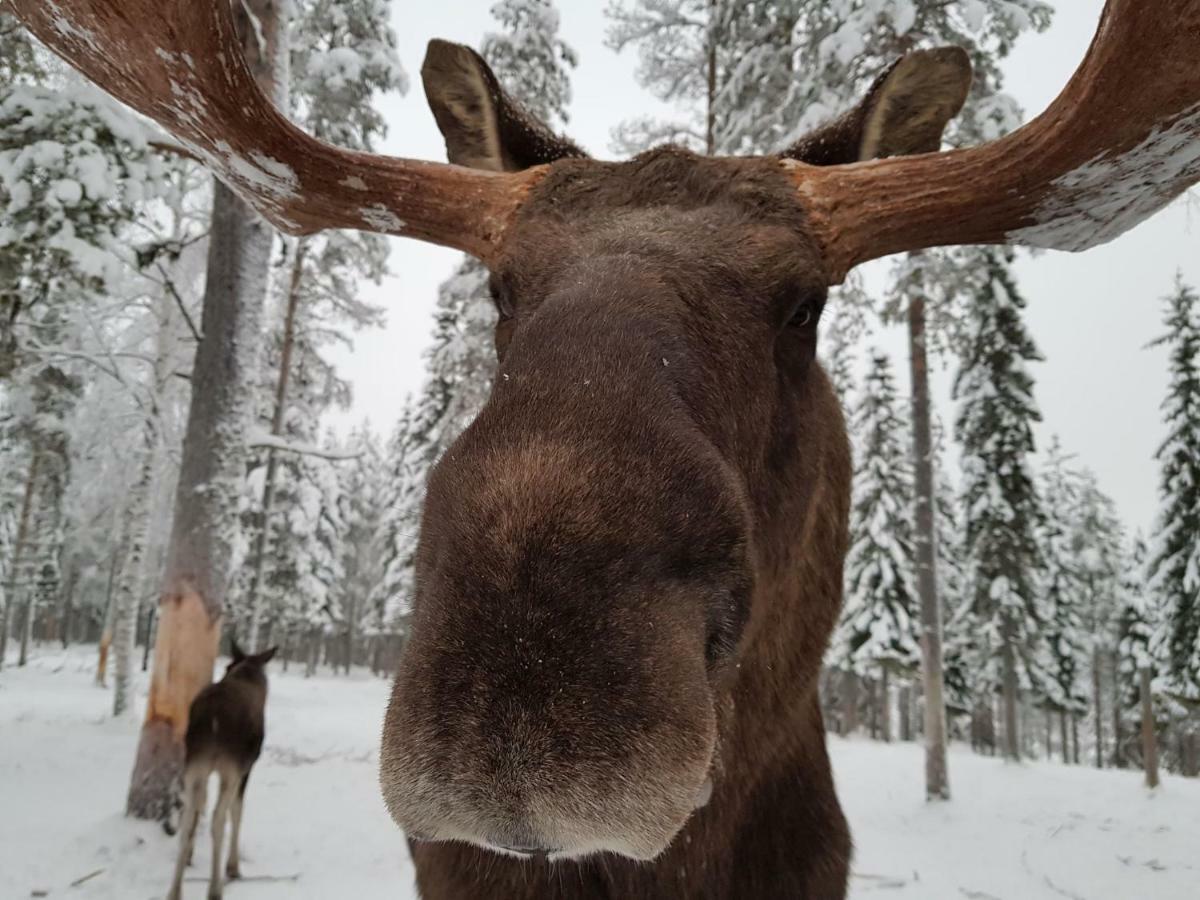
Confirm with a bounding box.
[7,0,540,262]
[794,0,1200,284]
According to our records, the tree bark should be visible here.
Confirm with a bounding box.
[900,684,913,741]
[95,546,121,687]
[59,561,78,649]
[1139,667,1159,788]
[0,449,40,670]
[881,667,892,742]
[1071,714,1081,764]
[1110,649,1124,767]
[841,670,859,736]
[1060,709,1070,764]
[704,0,716,155]
[1001,616,1020,761]
[126,0,284,822]
[246,239,307,649]
[1092,645,1105,768]
[908,293,950,797]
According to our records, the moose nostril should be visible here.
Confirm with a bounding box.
[496,843,557,856]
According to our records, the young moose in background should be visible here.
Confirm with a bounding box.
[167,643,276,900]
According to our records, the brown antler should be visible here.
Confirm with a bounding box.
[793,0,1200,283]
[6,0,539,262]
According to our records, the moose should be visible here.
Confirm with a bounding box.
[167,642,276,900]
[12,0,1200,897]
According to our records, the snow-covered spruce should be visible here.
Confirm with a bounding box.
[952,249,1045,761]
[834,350,920,740]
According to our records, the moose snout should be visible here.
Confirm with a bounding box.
[379,621,717,861]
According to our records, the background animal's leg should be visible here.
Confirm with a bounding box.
[167,767,205,900]
[224,771,249,880]
[207,770,235,900]
[187,772,208,867]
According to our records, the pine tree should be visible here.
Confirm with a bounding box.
[1147,274,1200,708]
[953,249,1045,762]
[837,351,919,740]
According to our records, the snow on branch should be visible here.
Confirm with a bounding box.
[247,430,361,461]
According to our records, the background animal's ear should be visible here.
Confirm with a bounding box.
[782,47,972,165]
[421,39,586,172]
[252,647,278,665]
[230,640,246,663]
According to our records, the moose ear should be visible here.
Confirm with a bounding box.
[421,39,586,172]
[782,47,972,165]
[255,647,278,665]
[230,640,246,663]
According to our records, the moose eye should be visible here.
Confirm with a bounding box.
[488,280,514,321]
[779,287,824,330]
[789,305,813,328]
[704,591,745,668]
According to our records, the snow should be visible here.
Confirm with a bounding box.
[0,647,416,900]
[1009,103,1200,252]
[359,203,406,234]
[4,646,1200,900]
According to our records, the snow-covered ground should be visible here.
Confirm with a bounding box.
[2,646,1197,900]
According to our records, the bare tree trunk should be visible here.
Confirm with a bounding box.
[59,561,78,649]
[1092,645,1105,768]
[113,436,158,716]
[1060,709,1070,764]
[908,294,950,797]
[881,667,892,742]
[95,547,121,687]
[344,590,358,676]
[246,240,307,649]
[142,603,155,672]
[1139,668,1159,788]
[126,0,283,821]
[1001,617,1020,761]
[842,670,859,736]
[1110,650,1124,767]
[704,0,716,155]
[1,450,40,669]
[868,678,879,740]
[1071,714,1081,764]
[899,684,913,741]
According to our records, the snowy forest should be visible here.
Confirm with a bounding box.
[2,1,1200,899]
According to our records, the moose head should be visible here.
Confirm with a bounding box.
[12,1,1200,897]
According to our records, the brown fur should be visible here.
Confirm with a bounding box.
[167,644,275,900]
[380,41,971,900]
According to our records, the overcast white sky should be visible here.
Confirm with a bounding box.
[326,1,1200,536]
